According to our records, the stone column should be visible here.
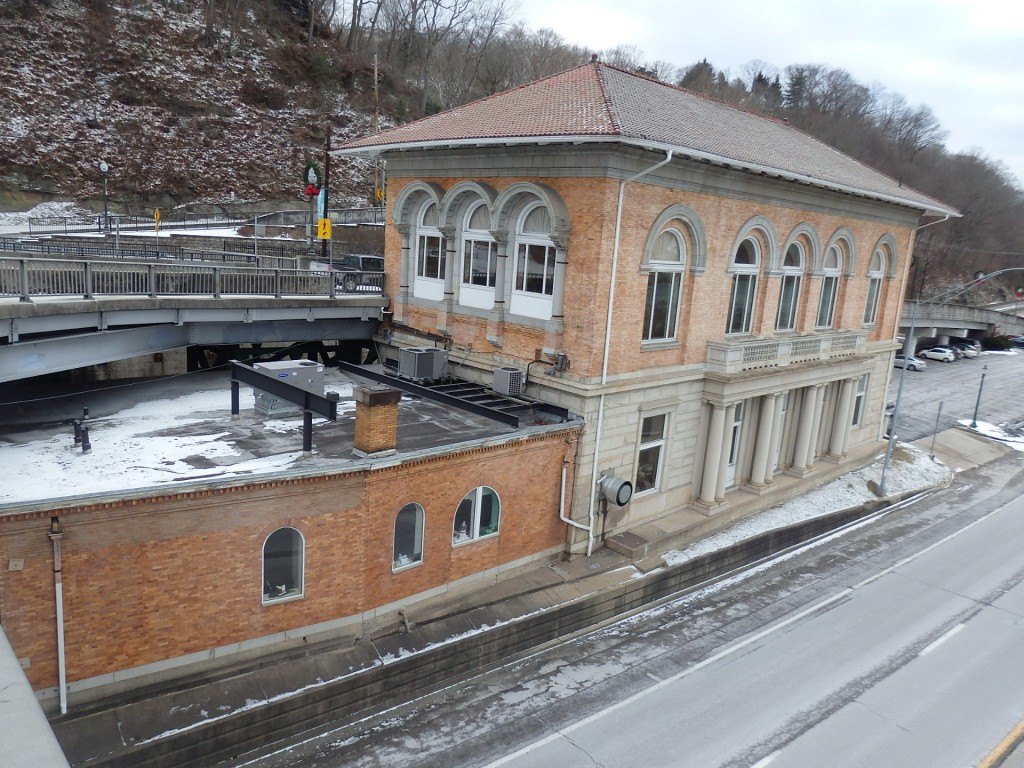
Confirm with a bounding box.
[767,391,786,481]
[697,401,726,508]
[791,385,818,473]
[806,384,826,470]
[487,230,508,347]
[394,223,411,325]
[437,225,456,335]
[829,378,855,459]
[747,393,777,488]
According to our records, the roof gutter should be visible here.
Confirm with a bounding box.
[585,149,673,556]
[334,135,958,218]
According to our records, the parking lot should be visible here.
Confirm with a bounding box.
[887,347,1024,442]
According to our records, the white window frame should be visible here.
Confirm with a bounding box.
[393,503,424,571]
[851,375,867,426]
[863,250,884,326]
[453,486,501,545]
[642,229,685,344]
[816,245,842,329]
[262,526,304,604]
[775,243,803,332]
[635,412,669,495]
[727,239,760,335]
[459,202,496,310]
[414,202,445,301]
[509,202,556,320]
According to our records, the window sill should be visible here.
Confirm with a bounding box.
[452,531,499,547]
[262,592,304,606]
[640,339,680,352]
[392,558,422,573]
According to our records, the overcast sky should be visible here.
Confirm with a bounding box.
[513,0,1024,188]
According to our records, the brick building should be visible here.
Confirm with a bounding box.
[0,373,581,706]
[336,60,957,555]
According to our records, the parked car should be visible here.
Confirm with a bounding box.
[952,343,979,358]
[336,254,384,292]
[918,347,956,363]
[893,354,926,371]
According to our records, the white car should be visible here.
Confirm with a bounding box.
[919,347,955,363]
[893,354,926,371]
[953,344,979,358]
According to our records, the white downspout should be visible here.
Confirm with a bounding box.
[559,461,589,530]
[584,150,674,555]
[48,517,68,715]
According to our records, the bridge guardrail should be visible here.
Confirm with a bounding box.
[0,257,385,300]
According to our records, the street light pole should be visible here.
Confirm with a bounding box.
[99,160,109,231]
[970,365,988,429]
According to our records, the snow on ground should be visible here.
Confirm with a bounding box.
[664,441,952,566]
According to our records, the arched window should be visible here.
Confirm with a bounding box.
[416,203,445,281]
[461,202,496,288]
[642,229,685,342]
[863,248,885,325]
[727,239,759,335]
[393,503,424,570]
[816,244,843,328]
[453,486,500,545]
[775,243,804,331]
[513,203,556,297]
[262,527,304,603]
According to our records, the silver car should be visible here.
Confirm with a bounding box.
[894,353,927,371]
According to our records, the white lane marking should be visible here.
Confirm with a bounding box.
[481,492,1021,767]
[919,623,965,656]
[751,753,780,768]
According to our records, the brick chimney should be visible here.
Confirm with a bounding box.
[353,386,402,456]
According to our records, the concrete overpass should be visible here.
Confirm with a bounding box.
[898,301,1024,352]
[0,255,386,382]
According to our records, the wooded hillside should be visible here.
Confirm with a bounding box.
[1,0,1021,295]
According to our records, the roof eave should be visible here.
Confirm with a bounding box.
[334,135,960,218]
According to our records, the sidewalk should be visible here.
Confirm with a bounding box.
[48,429,1008,767]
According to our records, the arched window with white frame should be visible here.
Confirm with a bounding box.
[459,201,496,309]
[816,244,843,328]
[393,503,424,570]
[509,202,556,320]
[452,486,501,545]
[262,527,304,603]
[863,248,885,325]
[642,229,686,343]
[776,243,804,331]
[414,202,446,301]
[727,238,760,335]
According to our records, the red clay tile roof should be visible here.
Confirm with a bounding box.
[337,62,957,216]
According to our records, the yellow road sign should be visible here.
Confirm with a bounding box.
[154,208,161,224]
[317,218,332,240]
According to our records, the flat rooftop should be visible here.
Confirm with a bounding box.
[0,367,554,508]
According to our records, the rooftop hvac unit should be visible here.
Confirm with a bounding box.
[493,366,525,397]
[398,347,448,381]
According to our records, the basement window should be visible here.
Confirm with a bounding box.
[453,486,500,545]
[262,527,304,603]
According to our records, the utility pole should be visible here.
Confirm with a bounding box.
[321,125,331,265]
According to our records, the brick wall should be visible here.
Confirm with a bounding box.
[0,426,580,693]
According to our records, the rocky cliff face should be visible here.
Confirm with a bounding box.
[0,0,386,214]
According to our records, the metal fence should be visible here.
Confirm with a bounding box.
[0,257,385,300]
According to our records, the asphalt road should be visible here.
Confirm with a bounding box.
[237,447,1024,768]
[888,349,1024,442]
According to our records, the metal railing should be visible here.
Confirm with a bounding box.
[0,257,385,300]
